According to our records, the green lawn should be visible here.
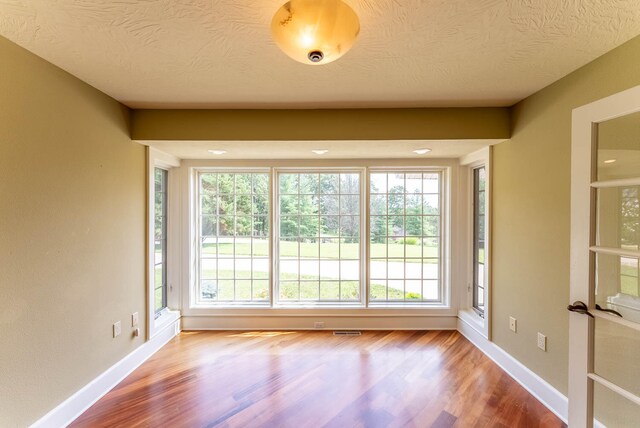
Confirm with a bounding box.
[196,240,438,301]
[200,270,421,301]
[202,240,439,260]
[621,264,639,296]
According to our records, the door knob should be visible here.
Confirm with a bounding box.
[567,301,594,318]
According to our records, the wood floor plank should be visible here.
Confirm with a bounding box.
[70,331,566,428]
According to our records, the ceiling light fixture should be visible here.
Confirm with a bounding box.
[208,150,227,155]
[413,148,432,155]
[603,159,616,164]
[271,0,360,65]
[311,149,329,155]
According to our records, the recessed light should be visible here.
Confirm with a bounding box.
[312,149,329,155]
[603,159,616,164]
[208,150,227,155]
[413,148,431,155]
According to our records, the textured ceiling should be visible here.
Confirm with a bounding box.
[1,0,640,109]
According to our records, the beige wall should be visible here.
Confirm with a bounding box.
[0,36,146,426]
[132,107,510,141]
[492,35,640,394]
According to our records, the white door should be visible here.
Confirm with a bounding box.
[569,85,640,427]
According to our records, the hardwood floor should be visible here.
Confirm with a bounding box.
[71,330,566,428]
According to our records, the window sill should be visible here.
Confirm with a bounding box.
[458,308,486,338]
[151,308,180,339]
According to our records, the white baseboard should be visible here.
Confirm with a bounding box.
[182,314,458,331]
[31,318,180,428]
[457,318,568,424]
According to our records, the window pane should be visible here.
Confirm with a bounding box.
[473,167,486,314]
[423,173,439,193]
[388,216,404,237]
[388,174,405,193]
[320,281,340,300]
[370,173,387,194]
[320,195,339,215]
[406,174,422,194]
[369,171,443,303]
[218,280,234,300]
[197,172,270,303]
[253,280,269,300]
[423,194,439,214]
[370,279,387,300]
[154,168,168,313]
[596,186,639,250]
[252,216,269,238]
[300,173,319,194]
[280,173,299,194]
[340,195,359,215]
[278,171,362,303]
[596,111,640,181]
[299,216,319,237]
[300,282,320,300]
[235,174,252,194]
[201,279,217,300]
[280,238,299,258]
[370,239,387,258]
[201,174,217,193]
[235,195,252,216]
[321,215,340,236]
[280,195,298,215]
[596,253,640,302]
[280,216,299,237]
[280,281,299,300]
[370,195,387,215]
[253,174,269,194]
[320,174,339,194]
[340,173,359,194]
[406,194,422,213]
[235,280,252,300]
[201,193,217,214]
[320,238,339,258]
[341,281,360,300]
[340,216,360,239]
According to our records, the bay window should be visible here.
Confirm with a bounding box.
[193,166,448,308]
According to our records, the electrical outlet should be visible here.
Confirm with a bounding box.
[314,321,325,329]
[132,312,139,327]
[509,316,517,333]
[537,332,547,351]
[113,321,121,338]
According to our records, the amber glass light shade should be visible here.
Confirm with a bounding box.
[271,0,360,65]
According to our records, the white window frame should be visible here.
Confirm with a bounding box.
[273,167,367,307]
[366,167,449,306]
[147,147,181,339]
[185,161,455,312]
[192,168,272,307]
[459,147,491,339]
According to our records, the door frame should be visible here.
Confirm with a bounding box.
[569,84,640,427]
